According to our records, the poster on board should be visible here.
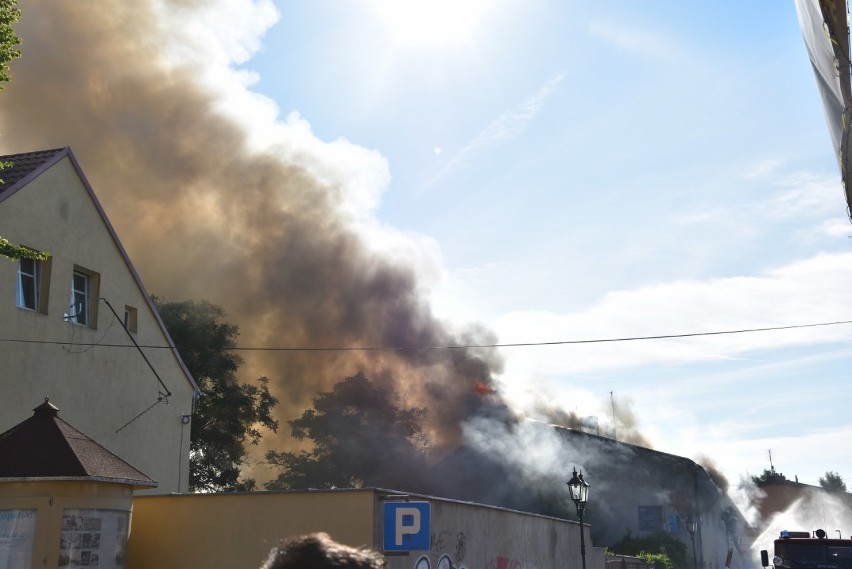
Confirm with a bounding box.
[58,509,129,569]
[0,509,37,569]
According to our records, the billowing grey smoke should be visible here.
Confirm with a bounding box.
[7,3,711,512]
[1,1,505,461]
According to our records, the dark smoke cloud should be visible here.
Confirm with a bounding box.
[2,0,505,464]
[696,454,730,494]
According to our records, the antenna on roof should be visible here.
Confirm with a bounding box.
[610,391,617,441]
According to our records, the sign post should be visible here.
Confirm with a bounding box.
[383,502,430,552]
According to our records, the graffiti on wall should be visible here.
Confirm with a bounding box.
[415,553,460,569]
[485,557,523,569]
[414,531,468,569]
[412,530,522,569]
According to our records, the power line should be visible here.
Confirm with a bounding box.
[2,318,852,352]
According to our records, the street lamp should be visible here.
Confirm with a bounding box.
[567,468,590,569]
[685,516,698,569]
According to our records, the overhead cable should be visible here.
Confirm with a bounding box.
[2,319,852,352]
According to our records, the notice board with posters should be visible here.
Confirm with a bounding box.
[637,506,663,531]
[58,509,129,569]
[0,509,37,569]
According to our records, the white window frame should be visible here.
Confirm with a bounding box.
[16,257,40,311]
[69,270,90,326]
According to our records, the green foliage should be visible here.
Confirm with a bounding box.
[636,552,675,569]
[0,236,50,260]
[154,298,278,493]
[608,532,689,569]
[606,548,673,568]
[0,1,28,256]
[264,372,429,490]
[751,467,787,487]
[0,0,20,86]
[819,471,847,493]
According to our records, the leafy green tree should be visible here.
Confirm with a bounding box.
[0,237,49,260]
[751,467,787,487]
[154,298,278,492]
[0,0,20,86]
[608,532,689,569]
[0,0,46,261]
[264,372,429,490]
[819,471,847,493]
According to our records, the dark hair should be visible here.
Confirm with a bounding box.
[261,532,387,569]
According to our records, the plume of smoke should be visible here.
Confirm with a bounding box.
[607,394,653,448]
[2,0,504,461]
[732,476,765,529]
[697,454,731,494]
[2,0,734,501]
[751,493,852,559]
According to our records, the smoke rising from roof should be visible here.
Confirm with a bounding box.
[3,1,728,503]
[1,0,506,455]
[697,454,731,494]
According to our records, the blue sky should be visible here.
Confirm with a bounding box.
[157,0,852,491]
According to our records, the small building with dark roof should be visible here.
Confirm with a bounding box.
[0,399,155,569]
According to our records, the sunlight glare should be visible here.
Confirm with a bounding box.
[368,0,493,49]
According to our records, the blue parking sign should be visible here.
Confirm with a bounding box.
[383,502,430,551]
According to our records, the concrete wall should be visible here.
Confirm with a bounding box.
[0,155,196,493]
[127,489,605,569]
[127,490,376,569]
[0,480,134,569]
[390,497,605,569]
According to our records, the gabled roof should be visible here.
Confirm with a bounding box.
[0,148,67,189]
[0,147,198,395]
[0,399,157,487]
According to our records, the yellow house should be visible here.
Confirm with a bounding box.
[0,147,197,494]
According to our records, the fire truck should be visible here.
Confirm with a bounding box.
[760,530,852,569]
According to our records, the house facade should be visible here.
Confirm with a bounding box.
[0,147,197,494]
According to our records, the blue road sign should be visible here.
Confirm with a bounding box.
[383,502,430,551]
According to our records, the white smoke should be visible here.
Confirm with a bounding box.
[751,493,852,559]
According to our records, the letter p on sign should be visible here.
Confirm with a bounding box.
[383,502,430,551]
[395,507,420,545]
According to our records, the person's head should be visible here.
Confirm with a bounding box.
[260,532,387,569]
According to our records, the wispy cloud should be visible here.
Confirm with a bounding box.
[673,168,842,230]
[587,21,679,61]
[422,74,564,189]
[491,251,852,376]
[755,170,841,220]
[744,158,786,179]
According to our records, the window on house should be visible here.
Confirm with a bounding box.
[16,256,51,314]
[123,305,138,333]
[16,258,40,311]
[69,271,89,326]
[68,267,100,328]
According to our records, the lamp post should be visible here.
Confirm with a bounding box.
[567,468,590,569]
[686,516,698,569]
